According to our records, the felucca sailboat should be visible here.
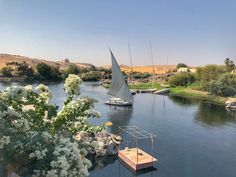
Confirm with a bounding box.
[105,50,133,106]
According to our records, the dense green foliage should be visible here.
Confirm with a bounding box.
[36,62,62,81]
[132,72,151,79]
[177,63,187,69]
[81,71,102,81]
[224,58,235,72]
[196,65,226,90]
[16,62,34,78]
[169,72,196,87]
[0,66,13,77]
[209,73,236,97]
[67,64,80,74]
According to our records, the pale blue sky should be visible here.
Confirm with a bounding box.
[0,0,235,66]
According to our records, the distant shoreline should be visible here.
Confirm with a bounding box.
[0,77,25,83]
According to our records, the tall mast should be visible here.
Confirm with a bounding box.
[149,41,155,88]
[128,42,134,84]
[165,50,170,82]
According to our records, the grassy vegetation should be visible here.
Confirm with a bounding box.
[169,87,228,105]
[129,82,163,90]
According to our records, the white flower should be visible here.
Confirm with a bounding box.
[32,169,40,177]
[29,149,47,160]
[2,107,21,118]
[42,132,52,142]
[24,85,33,91]
[4,86,27,100]
[35,84,52,102]
[64,74,82,95]
[46,170,57,177]
[12,118,30,132]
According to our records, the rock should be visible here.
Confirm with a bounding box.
[75,131,122,156]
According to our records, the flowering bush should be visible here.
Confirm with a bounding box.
[0,74,104,177]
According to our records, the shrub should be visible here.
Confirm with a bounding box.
[132,72,151,79]
[224,58,235,72]
[81,71,102,81]
[0,66,13,77]
[0,75,104,176]
[177,63,187,69]
[209,73,236,97]
[169,72,196,87]
[196,65,226,90]
[17,62,34,77]
[36,62,62,81]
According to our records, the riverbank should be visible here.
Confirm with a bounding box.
[169,87,228,105]
[129,82,228,105]
[129,82,163,90]
[0,77,25,82]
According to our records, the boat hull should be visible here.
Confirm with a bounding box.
[225,101,236,110]
[105,98,133,106]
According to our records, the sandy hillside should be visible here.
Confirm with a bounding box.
[0,54,95,70]
[102,65,177,74]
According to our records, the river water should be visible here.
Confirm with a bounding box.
[0,81,236,177]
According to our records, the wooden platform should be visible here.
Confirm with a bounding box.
[118,148,157,171]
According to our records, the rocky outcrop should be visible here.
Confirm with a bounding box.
[75,131,122,156]
[0,54,96,71]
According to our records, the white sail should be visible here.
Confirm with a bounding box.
[108,50,133,101]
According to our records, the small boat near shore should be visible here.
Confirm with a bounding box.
[225,98,236,110]
[105,49,133,106]
[130,89,137,95]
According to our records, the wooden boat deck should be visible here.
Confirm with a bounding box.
[118,148,157,170]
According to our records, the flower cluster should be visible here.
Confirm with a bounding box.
[29,149,48,160]
[0,75,103,177]
[64,74,82,95]
[12,118,30,132]
[36,84,52,102]
[3,86,27,100]
[2,107,21,118]
[46,138,91,177]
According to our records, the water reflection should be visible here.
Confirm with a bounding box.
[89,155,117,171]
[118,160,158,177]
[107,106,133,134]
[195,102,236,126]
[168,96,197,107]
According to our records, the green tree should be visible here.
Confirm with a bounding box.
[224,58,235,72]
[169,72,196,87]
[62,64,80,79]
[0,66,13,77]
[67,64,80,75]
[50,66,62,81]
[209,73,236,97]
[17,62,34,77]
[6,61,19,76]
[81,71,102,81]
[36,62,51,80]
[177,63,187,69]
[196,65,226,90]
[36,62,62,81]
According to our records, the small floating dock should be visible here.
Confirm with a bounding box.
[138,89,157,94]
[118,126,157,171]
[118,148,157,170]
[153,88,170,95]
